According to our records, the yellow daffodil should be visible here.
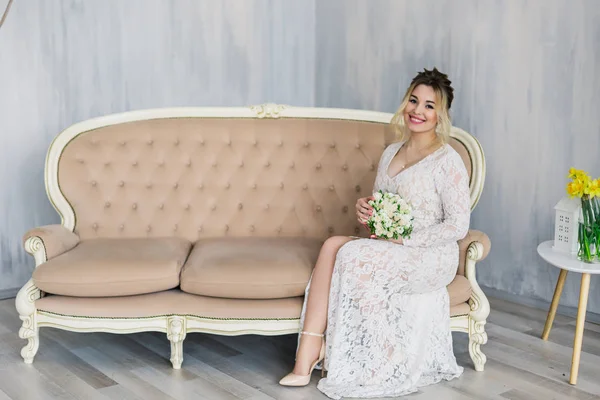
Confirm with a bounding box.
[566,167,594,198]
[588,178,600,198]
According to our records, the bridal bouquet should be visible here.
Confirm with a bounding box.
[367,191,414,240]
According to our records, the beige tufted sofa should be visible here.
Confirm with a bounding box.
[16,104,491,371]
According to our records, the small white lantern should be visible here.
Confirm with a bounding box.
[553,196,581,254]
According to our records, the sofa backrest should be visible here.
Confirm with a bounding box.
[46,105,485,241]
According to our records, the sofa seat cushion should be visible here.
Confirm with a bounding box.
[35,290,304,319]
[32,237,192,297]
[180,237,323,299]
[447,275,472,306]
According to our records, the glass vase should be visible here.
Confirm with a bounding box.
[578,196,599,263]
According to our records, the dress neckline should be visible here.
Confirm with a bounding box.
[386,141,447,180]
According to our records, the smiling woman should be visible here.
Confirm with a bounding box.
[280,68,477,399]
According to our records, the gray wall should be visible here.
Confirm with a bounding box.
[314,0,600,314]
[0,0,316,297]
[1,1,600,316]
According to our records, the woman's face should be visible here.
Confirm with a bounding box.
[403,84,438,134]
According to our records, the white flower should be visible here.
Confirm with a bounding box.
[367,191,413,240]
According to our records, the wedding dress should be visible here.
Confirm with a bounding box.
[299,141,471,399]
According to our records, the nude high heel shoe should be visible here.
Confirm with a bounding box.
[279,331,326,387]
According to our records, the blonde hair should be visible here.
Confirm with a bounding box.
[390,68,453,144]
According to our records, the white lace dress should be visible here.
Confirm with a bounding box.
[299,141,471,399]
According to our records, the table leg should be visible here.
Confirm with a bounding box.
[542,269,568,340]
[570,273,591,385]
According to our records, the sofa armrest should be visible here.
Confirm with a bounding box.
[22,224,79,266]
[458,230,491,276]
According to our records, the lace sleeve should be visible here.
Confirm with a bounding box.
[372,143,396,194]
[402,150,471,247]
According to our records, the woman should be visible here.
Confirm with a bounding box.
[279,68,471,399]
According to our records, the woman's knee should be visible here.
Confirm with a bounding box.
[323,235,352,253]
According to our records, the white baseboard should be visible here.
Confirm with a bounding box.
[481,285,600,325]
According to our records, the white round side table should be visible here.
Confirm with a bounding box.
[537,240,600,385]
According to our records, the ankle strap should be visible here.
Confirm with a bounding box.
[300,331,324,337]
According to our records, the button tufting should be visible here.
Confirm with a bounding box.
[316,205,322,212]
[227,139,232,146]
[290,162,295,169]
[91,140,98,146]
[146,183,152,189]
[278,140,283,147]
[250,225,255,232]
[330,143,336,148]
[252,183,257,190]
[265,161,271,168]
[342,164,348,170]
[91,180,97,186]
[303,184,308,190]
[198,225,203,232]
[355,185,361,192]
[328,227,334,233]
[78,159,85,164]
[212,161,217,168]
[148,140,154,145]
[92,223,98,229]
[146,226,152,232]
[159,161,165,167]
[265,204,270,210]
[239,161,244,168]
[355,227,360,234]
[119,224,124,230]
[238,203,243,210]
[280,182,284,189]
[174,183,179,189]
[132,203,137,210]
[343,206,348,213]
[291,205,295,211]
[329,185,335,191]
[253,139,258,146]
[105,201,111,208]
[104,162,110,167]
[159,203,164,209]
[277,226,282,233]
[185,204,190,210]
[225,183,230,189]
[370,164,375,171]
[173,224,178,231]
[186,160,192,167]
[356,143,361,149]
[211,205,217,211]
[316,163,322,170]
[198,184,204,190]
[174,139,180,146]
[304,141,310,147]
[199,139,205,146]
[120,141,126,146]
[119,181,125,187]
[225,225,229,231]
[132,161,138,167]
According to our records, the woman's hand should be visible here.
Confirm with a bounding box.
[356,196,375,225]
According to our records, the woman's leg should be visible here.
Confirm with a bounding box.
[293,235,355,375]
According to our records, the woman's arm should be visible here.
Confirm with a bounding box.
[402,151,471,247]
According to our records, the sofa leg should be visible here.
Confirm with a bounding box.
[469,318,488,372]
[16,279,42,364]
[167,316,186,369]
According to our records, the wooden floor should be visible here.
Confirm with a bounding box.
[1,297,600,400]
